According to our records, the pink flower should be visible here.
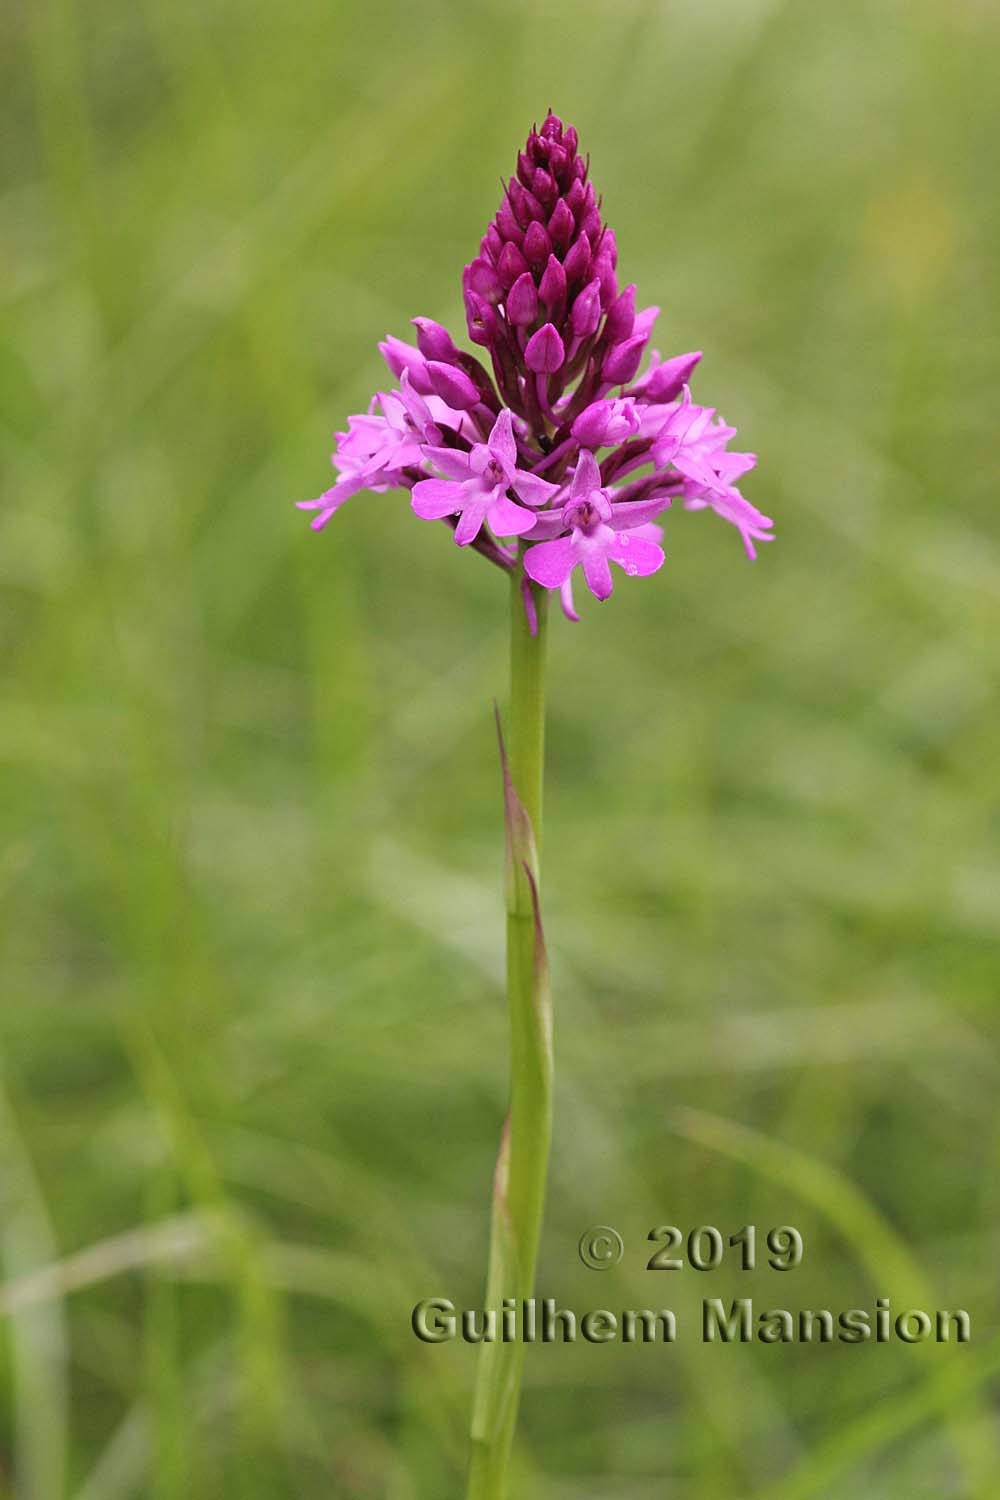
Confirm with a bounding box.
[523,451,665,602]
[378,333,434,394]
[571,398,641,449]
[681,467,775,559]
[411,409,559,546]
[297,375,448,531]
[648,387,753,484]
[648,387,771,557]
[628,349,702,402]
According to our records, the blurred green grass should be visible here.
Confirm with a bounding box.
[2,0,1000,1495]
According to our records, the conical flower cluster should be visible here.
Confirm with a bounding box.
[462,114,634,420]
[299,113,772,618]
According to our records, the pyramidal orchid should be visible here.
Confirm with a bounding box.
[299,111,772,607]
[296,113,773,1500]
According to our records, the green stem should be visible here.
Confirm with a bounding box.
[465,570,552,1500]
[508,571,547,845]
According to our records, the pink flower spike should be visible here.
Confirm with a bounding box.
[301,115,769,593]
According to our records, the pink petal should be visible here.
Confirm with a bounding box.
[512,470,561,508]
[422,446,474,480]
[607,532,665,578]
[570,449,602,500]
[488,408,517,474]
[454,495,492,545]
[411,478,461,520]
[608,498,670,530]
[303,507,336,531]
[633,304,660,341]
[714,450,757,483]
[523,536,576,589]
[671,449,726,494]
[296,478,362,525]
[489,493,536,537]
[559,577,580,623]
[521,511,568,542]
[581,546,614,601]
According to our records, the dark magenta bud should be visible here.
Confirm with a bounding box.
[506,178,527,225]
[639,350,703,400]
[602,333,646,386]
[604,284,636,346]
[547,198,575,255]
[539,253,567,308]
[582,206,602,245]
[412,317,459,363]
[465,257,502,304]
[497,241,529,291]
[570,278,602,337]
[379,335,434,394]
[562,236,591,287]
[427,360,480,410]
[465,291,499,348]
[456,351,500,400]
[596,252,618,308]
[525,322,565,374]
[564,178,585,221]
[496,200,523,245]
[516,150,533,187]
[507,270,539,326]
[532,168,557,209]
[523,220,551,269]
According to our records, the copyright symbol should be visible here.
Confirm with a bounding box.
[578,1226,624,1271]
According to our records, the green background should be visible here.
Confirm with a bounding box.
[2,0,999,1495]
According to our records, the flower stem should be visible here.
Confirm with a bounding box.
[507,569,547,843]
[465,570,552,1500]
